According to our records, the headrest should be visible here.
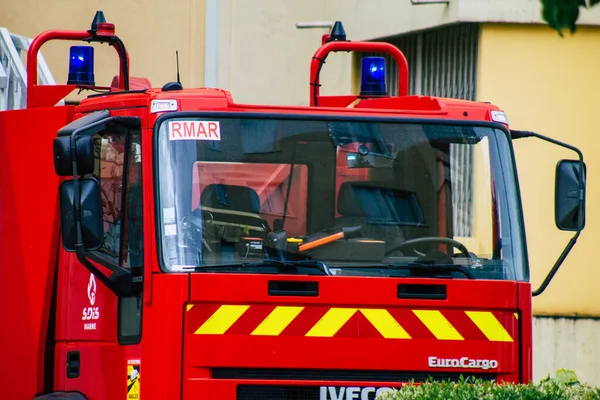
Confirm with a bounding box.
[200,184,261,214]
[338,181,383,216]
[337,181,422,224]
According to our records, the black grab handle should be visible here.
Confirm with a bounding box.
[397,283,447,300]
[268,281,319,297]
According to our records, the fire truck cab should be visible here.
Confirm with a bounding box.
[0,11,587,400]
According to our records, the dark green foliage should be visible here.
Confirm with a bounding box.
[377,369,600,400]
[541,0,600,36]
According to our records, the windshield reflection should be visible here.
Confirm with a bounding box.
[155,116,526,281]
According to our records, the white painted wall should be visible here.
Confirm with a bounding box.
[215,0,462,106]
[533,317,600,386]
[217,0,343,106]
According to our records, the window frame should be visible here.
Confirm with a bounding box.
[86,126,130,269]
[83,121,144,345]
[152,111,529,281]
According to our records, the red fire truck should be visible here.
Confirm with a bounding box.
[0,11,587,400]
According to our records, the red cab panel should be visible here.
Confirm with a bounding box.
[182,274,519,398]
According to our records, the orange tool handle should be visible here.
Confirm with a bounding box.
[298,231,344,252]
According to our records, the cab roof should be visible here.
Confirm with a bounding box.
[74,86,505,128]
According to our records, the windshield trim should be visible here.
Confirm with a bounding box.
[151,111,528,280]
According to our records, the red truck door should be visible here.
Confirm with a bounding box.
[51,107,146,399]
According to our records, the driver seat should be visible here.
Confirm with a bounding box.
[197,184,270,241]
[335,181,416,250]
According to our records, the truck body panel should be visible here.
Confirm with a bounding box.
[0,106,74,398]
[183,274,518,372]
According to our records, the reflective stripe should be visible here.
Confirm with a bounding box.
[305,308,357,337]
[360,309,411,339]
[195,305,249,334]
[251,306,304,336]
[466,311,514,342]
[188,304,514,342]
[413,310,464,340]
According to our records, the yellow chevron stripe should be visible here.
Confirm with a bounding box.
[251,306,304,336]
[360,309,411,339]
[514,313,519,320]
[186,304,194,312]
[195,305,249,335]
[466,311,513,342]
[413,310,464,340]
[306,308,357,337]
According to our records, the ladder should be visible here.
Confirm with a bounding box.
[0,27,62,111]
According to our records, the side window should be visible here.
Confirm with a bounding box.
[90,130,143,269]
[121,134,144,269]
[91,132,125,265]
[89,127,144,345]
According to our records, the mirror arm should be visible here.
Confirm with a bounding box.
[510,130,583,161]
[73,249,134,296]
[69,119,134,297]
[532,230,581,297]
[512,131,586,297]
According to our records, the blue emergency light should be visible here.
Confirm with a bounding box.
[67,46,95,86]
[360,56,386,96]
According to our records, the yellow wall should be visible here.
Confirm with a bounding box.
[478,23,600,316]
[0,1,205,102]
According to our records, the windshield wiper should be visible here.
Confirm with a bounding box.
[194,259,331,275]
[384,262,476,279]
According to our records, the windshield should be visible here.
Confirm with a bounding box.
[155,115,526,280]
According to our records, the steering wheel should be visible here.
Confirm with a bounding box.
[384,236,470,258]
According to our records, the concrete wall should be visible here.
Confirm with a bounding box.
[0,0,206,102]
[533,317,600,385]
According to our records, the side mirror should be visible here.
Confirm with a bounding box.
[53,109,111,176]
[555,159,586,231]
[59,178,104,251]
[53,135,95,176]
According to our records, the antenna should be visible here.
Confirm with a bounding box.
[176,50,181,85]
[161,51,183,91]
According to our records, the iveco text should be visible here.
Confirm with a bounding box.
[320,386,396,400]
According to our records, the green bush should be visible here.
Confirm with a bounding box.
[376,369,600,400]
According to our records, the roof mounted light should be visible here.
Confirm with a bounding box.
[67,46,95,86]
[360,56,387,96]
[151,99,178,114]
[491,110,509,124]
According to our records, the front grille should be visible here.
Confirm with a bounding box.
[238,385,320,400]
[214,367,496,382]
[235,385,423,400]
